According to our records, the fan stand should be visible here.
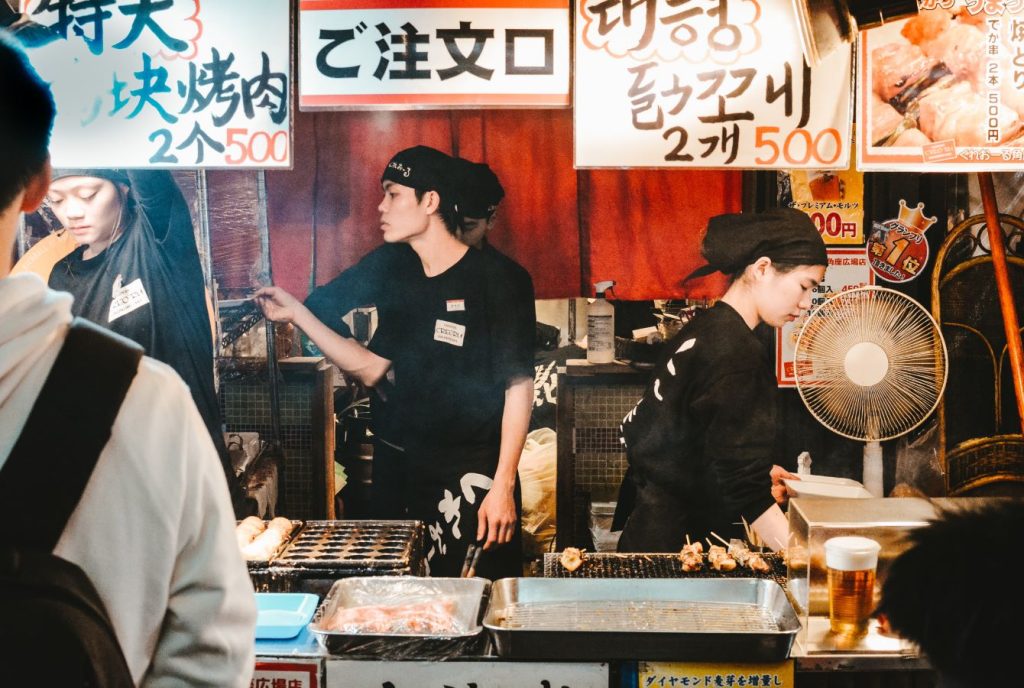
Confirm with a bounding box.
[845,341,889,497]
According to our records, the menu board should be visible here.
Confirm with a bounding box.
[22,0,291,168]
[298,1,570,109]
[574,0,852,168]
[858,2,1024,171]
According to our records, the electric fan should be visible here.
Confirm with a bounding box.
[793,286,948,496]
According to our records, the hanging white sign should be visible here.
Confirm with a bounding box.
[298,1,570,109]
[574,0,853,168]
[22,0,291,168]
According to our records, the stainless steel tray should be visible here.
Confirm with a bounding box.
[309,576,488,658]
[484,577,799,661]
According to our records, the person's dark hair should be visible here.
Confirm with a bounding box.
[878,500,1023,686]
[413,187,459,235]
[0,31,55,209]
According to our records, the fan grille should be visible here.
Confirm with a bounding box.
[794,286,948,441]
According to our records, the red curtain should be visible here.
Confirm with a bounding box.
[264,108,741,300]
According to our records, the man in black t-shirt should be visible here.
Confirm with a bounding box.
[257,146,535,578]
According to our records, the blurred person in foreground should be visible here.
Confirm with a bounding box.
[0,32,255,686]
[879,499,1023,687]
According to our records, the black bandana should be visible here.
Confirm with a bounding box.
[685,207,827,282]
[51,168,130,187]
[380,145,455,204]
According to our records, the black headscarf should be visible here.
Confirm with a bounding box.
[685,207,827,282]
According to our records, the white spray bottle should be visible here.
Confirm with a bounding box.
[587,280,616,364]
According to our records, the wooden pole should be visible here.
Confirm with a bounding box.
[977,172,1024,429]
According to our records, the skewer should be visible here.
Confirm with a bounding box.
[710,531,730,547]
[685,534,691,546]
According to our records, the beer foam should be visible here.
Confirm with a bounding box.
[824,536,881,571]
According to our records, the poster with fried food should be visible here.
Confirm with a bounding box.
[857,2,1024,171]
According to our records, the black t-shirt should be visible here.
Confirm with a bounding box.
[618,302,777,550]
[47,171,222,454]
[305,242,536,454]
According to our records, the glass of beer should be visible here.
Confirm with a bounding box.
[824,536,881,640]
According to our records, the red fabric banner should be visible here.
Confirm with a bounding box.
[262,109,740,300]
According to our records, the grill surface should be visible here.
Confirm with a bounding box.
[543,552,787,588]
[495,599,779,633]
[274,520,421,570]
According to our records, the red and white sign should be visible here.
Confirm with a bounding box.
[866,200,937,283]
[776,248,874,387]
[574,0,853,168]
[252,660,319,688]
[298,1,570,109]
[858,2,1024,171]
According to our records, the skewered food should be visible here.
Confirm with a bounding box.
[678,541,704,572]
[559,547,585,572]
[728,540,772,574]
[706,544,737,572]
[868,9,1024,147]
[321,597,462,635]
[241,517,294,561]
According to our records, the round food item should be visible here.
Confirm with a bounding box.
[235,516,266,550]
[559,547,585,572]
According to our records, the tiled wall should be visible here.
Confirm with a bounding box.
[220,377,316,519]
[571,384,645,502]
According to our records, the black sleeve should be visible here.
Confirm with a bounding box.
[487,261,536,385]
[126,170,191,246]
[303,244,399,338]
[692,368,777,523]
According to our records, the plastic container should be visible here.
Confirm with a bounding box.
[587,281,615,364]
[255,593,319,639]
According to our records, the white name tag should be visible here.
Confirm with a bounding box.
[446,299,465,312]
[434,319,466,347]
[108,277,150,323]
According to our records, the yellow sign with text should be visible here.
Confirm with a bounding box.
[638,660,794,687]
[786,142,865,246]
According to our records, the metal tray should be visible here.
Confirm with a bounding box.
[484,577,800,661]
[309,576,489,659]
[273,520,421,570]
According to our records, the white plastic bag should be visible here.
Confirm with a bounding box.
[518,428,557,556]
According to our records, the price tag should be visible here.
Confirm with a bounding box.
[325,660,608,688]
[639,660,794,687]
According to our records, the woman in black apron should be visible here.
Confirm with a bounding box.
[615,208,827,552]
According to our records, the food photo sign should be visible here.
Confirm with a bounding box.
[858,0,1024,171]
[21,0,291,168]
[574,0,853,168]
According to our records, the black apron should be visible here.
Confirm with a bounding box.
[406,444,522,579]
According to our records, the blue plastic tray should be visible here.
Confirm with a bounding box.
[255,593,320,640]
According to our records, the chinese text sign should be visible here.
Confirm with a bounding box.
[24,0,291,168]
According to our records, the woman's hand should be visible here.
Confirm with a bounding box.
[254,286,301,324]
[770,464,798,505]
[476,482,517,550]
